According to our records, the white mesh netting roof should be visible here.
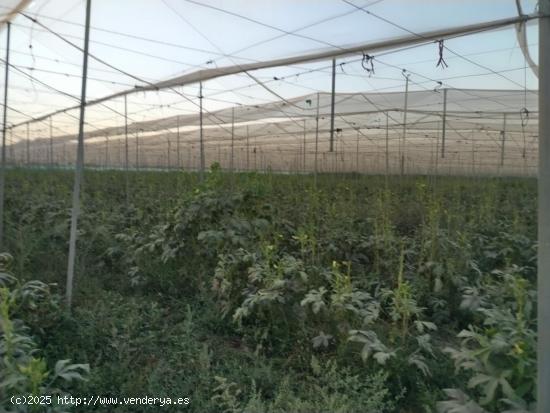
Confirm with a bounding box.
[0,0,541,175]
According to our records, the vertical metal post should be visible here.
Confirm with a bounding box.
[167,138,171,170]
[401,74,410,176]
[314,93,320,186]
[105,136,109,168]
[199,81,205,180]
[176,116,181,169]
[441,88,448,158]
[49,117,53,168]
[356,131,359,173]
[329,59,336,152]
[246,125,250,171]
[523,122,528,175]
[303,119,307,173]
[471,130,475,176]
[66,0,92,309]
[261,148,265,173]
[26,123,30,166]
[135,130,139,169]
[435,120,440,175]
[8,129,13,166]
[0,21,11,248]
[124,95,129,169]
[429,132,435,175]
[124,95,129,202]
[230,107,235,172]
[385,112,390,177]
[500,113,507,169]
[538,2,550,412]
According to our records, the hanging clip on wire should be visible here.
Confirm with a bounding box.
[520,107,529,128]
[436,40,448,68]
[361,53,375,76]
[520,107,529,159]
[434,81,442,93]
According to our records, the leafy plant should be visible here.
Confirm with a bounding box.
[441,267,536,412]
[0,252,89,412]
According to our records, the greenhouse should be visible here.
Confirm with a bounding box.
[0,0,548,412]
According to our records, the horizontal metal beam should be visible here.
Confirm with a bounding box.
[9,12,539,130]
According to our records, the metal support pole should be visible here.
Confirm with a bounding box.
[49,117,53,168]
[231,107,235,172]
[401,74,410,176]
[314,93,320,186]
[500,113,507,169]
[26,123,30,166]
[135,130,139,169]
[246,125,250,171]
[538,1,550,412]
[303,119,307,173]
[329,59,336,152]
[0,21,11,248]
[124,95,129,170]
[105,136,109,168]
[167,138,171,170]
[471,130,475,176]
[199,81,205,180]
[356,131,359,173]
[124,94,129,201]
[176,116,180,169]
[9,130,14,166]
[66,0,92,309]
[435,121,440,175]
[441,88,448,158]
[385,112,390,177]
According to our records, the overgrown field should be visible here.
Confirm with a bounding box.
[1,167,537,412]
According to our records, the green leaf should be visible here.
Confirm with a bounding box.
[54,360,90,382]
[373,351,394,365]
[408,354,431,377]
[312,332,332,349]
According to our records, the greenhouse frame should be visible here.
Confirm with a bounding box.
[0,1,548,412]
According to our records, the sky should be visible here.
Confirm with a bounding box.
[0,0,540,143]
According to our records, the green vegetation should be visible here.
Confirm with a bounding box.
[0,167,537,412]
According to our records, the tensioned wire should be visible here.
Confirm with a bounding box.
[3,3,540,172]
[4,25,535,129]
